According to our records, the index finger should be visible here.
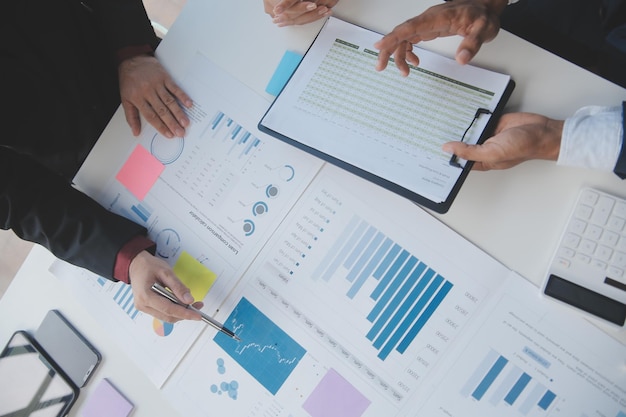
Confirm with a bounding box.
[273,0,303,14]
[140,288,200,323]
[162,80,193,130]
[374,28,426,71]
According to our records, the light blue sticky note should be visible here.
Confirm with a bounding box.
[265,50,303,96]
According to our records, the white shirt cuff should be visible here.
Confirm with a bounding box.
[558,105,623,171]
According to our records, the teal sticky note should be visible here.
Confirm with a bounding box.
[265,50,303,96]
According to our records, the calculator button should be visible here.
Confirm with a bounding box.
[575,253,591,264]
[579,239,596,255]
[612,251,626,268]
[608,266,624,279]
[563,233,581,248]
[575,205,593,220]
[557,247,575,258]
[601,231,619,246]
[591,196,614,225]
[584,224,603,240]
[581,190,599,205]
[595,245,613,261]
[556,257,571,268]
[607,216,625,232]
[614,202,626,218]
[592,259,607,270]
[569,218,587,234]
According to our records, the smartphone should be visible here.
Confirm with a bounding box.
[35,310,101,387]
[0,330,79,417]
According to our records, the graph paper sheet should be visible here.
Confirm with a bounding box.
[259,16,515,213]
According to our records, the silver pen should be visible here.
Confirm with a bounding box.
[151,283,240,341]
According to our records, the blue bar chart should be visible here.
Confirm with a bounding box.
[461,349,557,415]
[314,215,453,360]
[130,202,153,223]
[113,283,140,320]
[208,111,262,159]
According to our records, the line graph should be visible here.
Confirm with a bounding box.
[214,297,306,394]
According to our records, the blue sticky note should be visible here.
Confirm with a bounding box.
[265,50,303,96]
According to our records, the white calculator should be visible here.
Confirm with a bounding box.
[542,187,626,327]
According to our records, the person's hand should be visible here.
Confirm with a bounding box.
[264,0,338,26]
[118,55,193,138]
[128,250,204,323]
[374,0,507,76]
[441,112,564,171]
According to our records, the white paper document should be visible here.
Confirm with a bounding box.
[163,165,626,417]
[259,17,513,207]
[418,275,626,417]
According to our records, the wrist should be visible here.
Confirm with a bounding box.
[115,44,155,67]
[114,235,156,283]
[543,119,564,161]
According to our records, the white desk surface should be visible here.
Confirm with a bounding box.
[2,0,625,416]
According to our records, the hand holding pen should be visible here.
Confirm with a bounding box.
[151,283,241,341]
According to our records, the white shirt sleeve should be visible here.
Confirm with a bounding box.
[557,105,623,171]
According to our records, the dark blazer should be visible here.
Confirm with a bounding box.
[0,0,160,279]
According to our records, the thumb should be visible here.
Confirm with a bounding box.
[442,141,480,160]
[122,102,142,136]
[274,0,301,14]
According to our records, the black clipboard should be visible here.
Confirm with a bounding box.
[259,17,515,213]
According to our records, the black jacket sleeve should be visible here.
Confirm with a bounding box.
[1,0,160,280]
[0,147,148,280]
[91,0,160,53]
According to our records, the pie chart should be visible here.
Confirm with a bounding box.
[153,318,174,337]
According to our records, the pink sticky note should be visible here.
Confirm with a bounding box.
[116,145,164,200]
[81,378,133,417]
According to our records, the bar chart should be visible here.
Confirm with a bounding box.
[112,282,140,320]
[460,349,558,415]
[314,215,453,360]
[207,111,262,159]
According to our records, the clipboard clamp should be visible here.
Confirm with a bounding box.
[449,107,492,168]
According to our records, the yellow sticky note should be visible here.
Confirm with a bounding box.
[173,251,217,301]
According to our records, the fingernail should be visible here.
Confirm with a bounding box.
[182,292,194,304]
[457,49,471,65]
[442,144,452,153]
[165,131,173,139]
[274,6,284,14]
[175,128,185,137]
[317,6,328,15]
[306,2,317,10]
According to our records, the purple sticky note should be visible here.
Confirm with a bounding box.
[115,145,164,200]
[81,379,134,417]
[302,368,371,417]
